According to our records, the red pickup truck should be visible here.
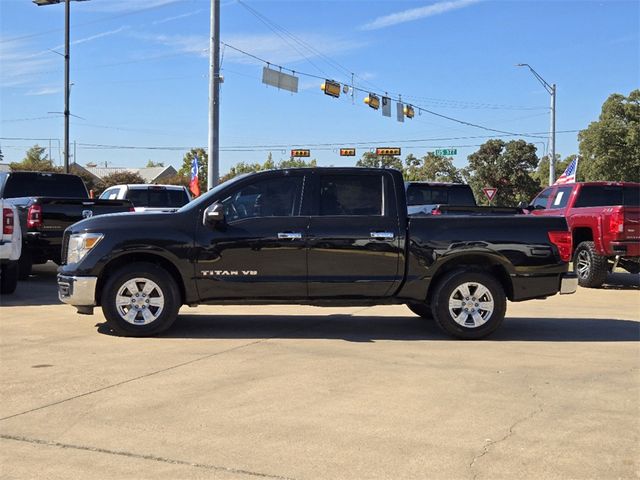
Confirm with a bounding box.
[529,182,640,287]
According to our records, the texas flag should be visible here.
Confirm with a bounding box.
[189,156,200,197]
[554,157,579,185]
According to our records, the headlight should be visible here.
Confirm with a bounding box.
[67,233,103,264]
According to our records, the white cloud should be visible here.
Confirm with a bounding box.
[152,10,203,25]
[0,39,57,87]
[25,87,63,96]
[138,31,367,69]
[50,26,129,51]
[86,0,184,13]
[361,0,481,31]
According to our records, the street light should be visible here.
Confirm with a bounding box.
[33,0,89,173]
[516,63,556,186]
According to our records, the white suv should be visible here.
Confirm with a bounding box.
[0,201,22,294]
[99,184,191,212]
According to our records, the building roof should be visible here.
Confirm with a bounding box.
[81,164,178,183]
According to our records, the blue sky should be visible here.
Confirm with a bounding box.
[1,0,638,176]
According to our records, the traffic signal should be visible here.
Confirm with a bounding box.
[403,105,415,119]
[291,149,311,157]
[321,80,341,98]
[375,147,401,156]
[340,148,356,156]
[364,93,380,110]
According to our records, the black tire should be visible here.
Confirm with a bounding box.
[431,270,506,340]
[101,262,181,337]
[573,241,608,288]
[17,250,32,280]
[0,262,19,294]
[407,302,432,320]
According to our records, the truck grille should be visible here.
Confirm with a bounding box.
[60,231,70,265]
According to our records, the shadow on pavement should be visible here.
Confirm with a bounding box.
[97,314,640,342]
[602,272,640,290]
[0,262,60,307]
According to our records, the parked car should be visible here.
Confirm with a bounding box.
[0,171,133,279]
[58,167,576,340]
[528,181,640,287]
[99,184,191,212]
[0,200,22,294]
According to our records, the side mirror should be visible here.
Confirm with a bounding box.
[204,203,224,226]
[517,201,528,209]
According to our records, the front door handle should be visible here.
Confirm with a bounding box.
[278,232,302,240]
[370,231,395,240]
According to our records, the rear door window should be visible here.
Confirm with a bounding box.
[623,186,640,206]
[319,175,383,216]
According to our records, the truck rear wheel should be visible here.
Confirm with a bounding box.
[431,270,506,340]
[407,302,432,320]
[574,241,608,288]
[101,262,180,337]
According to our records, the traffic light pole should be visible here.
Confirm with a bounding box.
[207,0,220,190]
[64,0,70,173]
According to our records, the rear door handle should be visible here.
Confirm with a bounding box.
[370,231,395,240]
[278,232,302,240]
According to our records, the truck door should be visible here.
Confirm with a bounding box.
[195,172,309,300]
[306,171,402,298]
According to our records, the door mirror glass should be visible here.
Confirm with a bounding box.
[204,203,225,225]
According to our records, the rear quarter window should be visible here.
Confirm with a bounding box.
[574,186,623,207]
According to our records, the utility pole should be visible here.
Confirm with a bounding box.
[64,0,70,173]
[207,0,221,190]
[549,83,556,185]
[516,64,556,186]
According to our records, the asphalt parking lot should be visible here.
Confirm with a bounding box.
[1,263,639,480]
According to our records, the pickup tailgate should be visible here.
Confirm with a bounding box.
[33,198,133,232]
[621,206,640,241]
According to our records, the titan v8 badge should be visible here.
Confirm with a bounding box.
[201,270,258,276]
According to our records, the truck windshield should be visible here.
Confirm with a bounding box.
[406,184,476,206]
[1,172,87,198]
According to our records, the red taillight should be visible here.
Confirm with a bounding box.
[129,206,136,212]
[2,208,14,235]
[27,204,43,228]
[609,210,624,235]
[431,207,442,215]
[548,231,572,262]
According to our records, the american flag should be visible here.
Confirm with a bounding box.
[554,157,579,185]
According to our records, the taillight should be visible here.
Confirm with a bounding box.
[129,206,135,212]
[27,204,43,228]
[2,208,14,235]
[548,231,572,262]
[609,210,624,235]
[431,207,442,215]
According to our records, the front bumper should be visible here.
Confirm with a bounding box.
[560,273,578,295]
[58,274,97,306]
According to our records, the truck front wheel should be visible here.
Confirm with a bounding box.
[431,270,506,340]
[574,241,608,288]
[101,262,181,337]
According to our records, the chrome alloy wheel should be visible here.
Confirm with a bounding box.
[576,249,591,279]
[115,278,165,325]
[448,282,494,328]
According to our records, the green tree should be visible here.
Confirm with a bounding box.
[356,151,403,170]
[177,148,208,193]
[218,153,317,183]
[277,157,317,169]
[10,145,60,172]
[219,161,263,183]
[578,89,640,182]
[465,139,541,206]
[95,171,145,196]
[403,153,463,182]
[146,160,165,168]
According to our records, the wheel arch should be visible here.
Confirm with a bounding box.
[96,252,186,306]
[572,227,594,252]
[427,254,513,302]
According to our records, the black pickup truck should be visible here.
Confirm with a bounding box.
[57,168,577,339]
[0,171,133,278]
